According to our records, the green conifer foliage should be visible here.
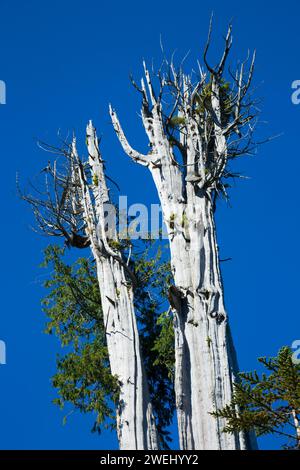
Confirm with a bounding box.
[41,244,175,447]
[212,347,300,449]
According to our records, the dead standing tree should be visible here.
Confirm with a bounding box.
[110,24,258,449]
[22,122,159,450]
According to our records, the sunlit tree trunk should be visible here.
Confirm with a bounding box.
[71,122,159,449]
[110,24,258,449]
[25,121,160,449]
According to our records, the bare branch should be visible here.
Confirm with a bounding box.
[109,105,149,166]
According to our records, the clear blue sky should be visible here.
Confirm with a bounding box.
[0,0,299,450]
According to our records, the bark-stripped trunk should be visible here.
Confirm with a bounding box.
[291,410,300,449]
[72,122,158,449]
[150,166,249,449]
[110,45,258,449]
[95,256,157,449]
[170,193,250,449]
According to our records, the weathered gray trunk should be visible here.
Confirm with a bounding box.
[73,122,158,449]
[95,256,158,449]
[170,192,250,449]
[291,410,300,449]
[110,57,257,448]
[149,166,249,449]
